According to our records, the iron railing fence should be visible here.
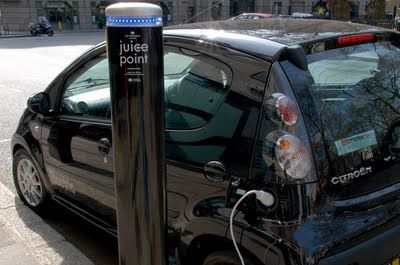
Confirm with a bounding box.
[350,18,398,30]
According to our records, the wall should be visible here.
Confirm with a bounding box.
[0,0,35,31]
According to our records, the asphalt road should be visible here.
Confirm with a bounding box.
[0,32,118,265]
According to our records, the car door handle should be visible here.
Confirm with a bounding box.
[203,161,227,182]
[98,137,111,155]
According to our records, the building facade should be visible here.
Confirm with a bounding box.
[253,0,372,18]
[0,0,232,31]
[0,0,392,32]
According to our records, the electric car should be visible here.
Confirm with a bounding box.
[12,19,400,265]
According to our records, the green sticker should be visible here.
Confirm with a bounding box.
[335,130,377,156]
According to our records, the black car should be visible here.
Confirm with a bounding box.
[12,19,400,265]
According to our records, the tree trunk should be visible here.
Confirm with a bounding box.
[367,0,386,19]
[327,0,350,20]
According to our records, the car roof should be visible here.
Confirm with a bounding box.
[165,19,387,61]
[166,19,383,45]
[92,19,390,63]
[164,28,286,62]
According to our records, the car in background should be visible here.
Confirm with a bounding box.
[229,12,278,20]
[12,19,400,265]
[291,12,314,18]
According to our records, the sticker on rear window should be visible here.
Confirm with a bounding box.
[335,130,377,156]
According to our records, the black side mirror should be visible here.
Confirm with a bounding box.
[204,161,227,182]
[27,92,50,114]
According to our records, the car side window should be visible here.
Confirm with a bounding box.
[60,49,231,126]
[61,54,110,119]
[164,48,232,129]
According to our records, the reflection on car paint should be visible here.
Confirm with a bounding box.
[48,168,76,194]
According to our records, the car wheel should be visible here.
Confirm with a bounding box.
[13,149,48,210]
[202,251,254,265]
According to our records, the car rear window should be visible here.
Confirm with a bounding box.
[281,40,400,199]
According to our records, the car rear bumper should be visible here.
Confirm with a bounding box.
[318,220,400,265]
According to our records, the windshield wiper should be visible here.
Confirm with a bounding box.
[69,78,109,90]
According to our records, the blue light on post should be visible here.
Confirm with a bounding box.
[106,16,163,26]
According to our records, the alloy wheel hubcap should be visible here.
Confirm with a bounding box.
[17,158,42,207]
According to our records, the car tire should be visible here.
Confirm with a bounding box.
[13,149,49,211]
[202,250,254,265]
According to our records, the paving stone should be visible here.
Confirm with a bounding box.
[34,240,94,265]
[0,183,22,209]
[0,243,40,265]
[1,205,43,227]
[9,222,65,249]
[0,183,92,265]
[0,225,16,248]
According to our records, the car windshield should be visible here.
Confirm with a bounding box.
[64,56,109,95]
[281,41,400,199]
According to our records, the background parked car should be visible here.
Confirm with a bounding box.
[291,12,314,18]
[229,13,278,20]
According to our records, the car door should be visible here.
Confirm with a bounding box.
[162,41,271,239]
[163,46,236,229]
[41,52,116,228]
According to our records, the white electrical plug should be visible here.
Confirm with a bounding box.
[254,190,275,207]
[230,190,276,265]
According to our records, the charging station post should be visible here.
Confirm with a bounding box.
[105,3,166,265]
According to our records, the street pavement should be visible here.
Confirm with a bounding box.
[0,31,30,38]
[0,182,92,265]
[0,32,118,265]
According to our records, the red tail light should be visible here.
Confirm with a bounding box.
[276,95,298,126]
[337,33,375,46]
[275,134,311,179]
[266,93,299,126]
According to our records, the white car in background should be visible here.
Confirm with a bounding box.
[292,12,314,18]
